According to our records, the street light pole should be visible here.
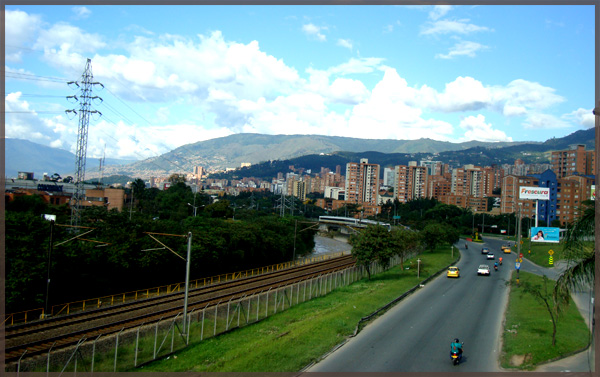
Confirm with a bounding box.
[44,219,55,318]
[187,203,198,217]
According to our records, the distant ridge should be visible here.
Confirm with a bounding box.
[111,133,532,176]
[5,128,594,179]
[5,139,135,178]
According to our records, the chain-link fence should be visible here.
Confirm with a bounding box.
[11,256,401,374]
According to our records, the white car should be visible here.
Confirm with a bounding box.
[486,252,495,260]
[477,264,491,276]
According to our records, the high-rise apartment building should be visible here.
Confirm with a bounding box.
[452,164,499,198]
[393,162,428,203]
[292,180,307,201]
[420,160,444,176]
[551,144,595,178]
[500,175,539,217]
[383,167,396,187]
[556,175,595,225]
[345,158,380,206]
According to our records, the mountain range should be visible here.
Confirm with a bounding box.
[5,128,595,180]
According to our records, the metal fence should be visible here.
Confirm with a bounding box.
[11,255,400,374]
[4,251,348,326]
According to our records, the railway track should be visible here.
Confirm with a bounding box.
[5,255,356,366]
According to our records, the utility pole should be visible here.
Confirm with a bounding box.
[67,58,103,226]
[129,185,134,220]
[516,203,522,286]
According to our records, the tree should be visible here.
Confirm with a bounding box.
[512,275,559,346]
[349,225,393,280]
[390,227,422,269]
[420,222,449,251]
[553,200,595,314]
[204,200,233,219]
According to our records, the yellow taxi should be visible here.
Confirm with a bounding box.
[447,266,460,278]
[502,245,512,253]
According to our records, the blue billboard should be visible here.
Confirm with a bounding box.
[530,227,560,243]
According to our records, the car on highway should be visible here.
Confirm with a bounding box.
[477,264,491,276]
[447,266,460,278]
[502,245,511,253]
[486,251,495,260]
[481,247,490,254]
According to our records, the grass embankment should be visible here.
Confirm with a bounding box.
[520,242,564,267]
[501,271,590,370]
[130,247,457,372]
[81,244,588,373]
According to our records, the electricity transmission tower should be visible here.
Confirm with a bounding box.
[66,58,103,226]
[274,189,295,217]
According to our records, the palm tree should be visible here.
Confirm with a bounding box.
[553,200,595,313]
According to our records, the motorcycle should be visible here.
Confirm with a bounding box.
[450,343,464,365]
[465,244,468,249]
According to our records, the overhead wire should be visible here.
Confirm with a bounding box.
[7,44,200,175]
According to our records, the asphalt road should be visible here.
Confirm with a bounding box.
[307,237,515,372]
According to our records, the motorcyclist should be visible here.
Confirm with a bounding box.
[465,243,468,249]
[450,338,463,359]
[494,262,499,270]
[499,257,503,265]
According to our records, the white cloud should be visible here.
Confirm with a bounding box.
[72,6,91,19]
[328,78,369,105]
[302,23,327,42]
[337,39,353,50]
[5,92,74,148]
[492,79,565,112]
[421,19,492,36]
[563,108,594,128]
[34,23,106,55]
[5,9,43,62]
[434,76,491,112]
[523,113,573,130]
[429,5,453,20]
[326,57,386,76]
[435,40,488,59]
[459,114,512,142]
[503,105,527,117]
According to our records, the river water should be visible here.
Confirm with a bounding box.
[312,235,352,255]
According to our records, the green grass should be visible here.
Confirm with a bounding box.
[128,246,456,372]
[39,245,588,373]
[522,242,564,267]
[500,271,590,370]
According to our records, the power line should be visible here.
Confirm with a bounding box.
[4,111,64,114]
[5,71,68,83]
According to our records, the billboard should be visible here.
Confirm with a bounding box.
[592,185,596,201]
[530,227,560,243]
[519,186,550,200]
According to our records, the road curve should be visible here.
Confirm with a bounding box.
[307,238,512,372]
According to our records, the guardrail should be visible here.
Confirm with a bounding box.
[4,251,348,325]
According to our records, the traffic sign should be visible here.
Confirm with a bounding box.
[518,258,523,262]
[515,262,521,270]
[548,249,554,255]
[519,252,523,258]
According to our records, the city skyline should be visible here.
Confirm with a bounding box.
[5,3,595,162]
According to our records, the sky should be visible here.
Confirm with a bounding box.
[5,3,596,161]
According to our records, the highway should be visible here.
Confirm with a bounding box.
[308,237,516,372]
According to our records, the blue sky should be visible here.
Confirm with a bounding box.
[5,4,595,161]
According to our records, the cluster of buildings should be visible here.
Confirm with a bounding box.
[6,144,595,227]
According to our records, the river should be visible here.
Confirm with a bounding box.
[312,235,352,255]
